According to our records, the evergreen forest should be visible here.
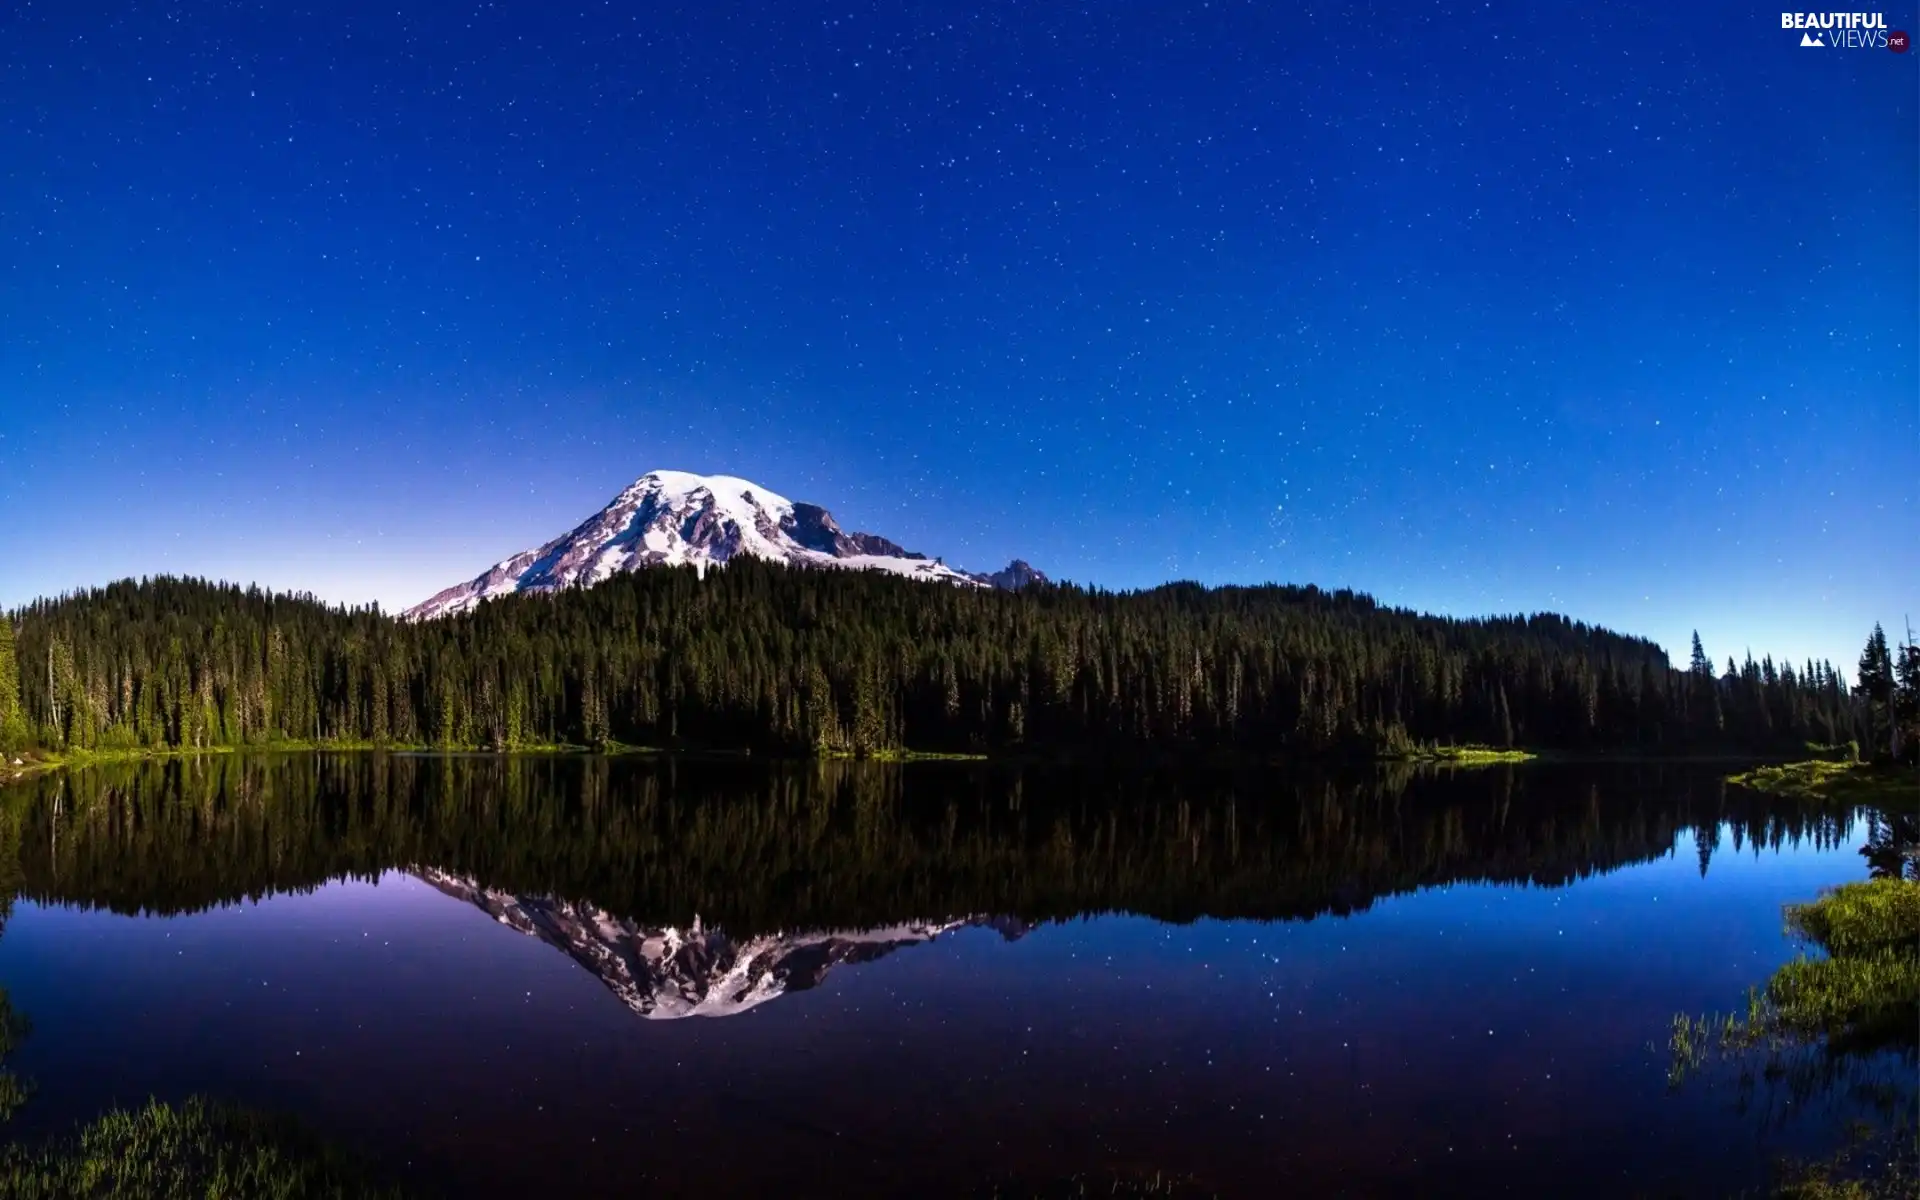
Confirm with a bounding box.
[0,567,1914,761]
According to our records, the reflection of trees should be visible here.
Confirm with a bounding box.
[0,755,1862,938]
[0,786,30,1122]
[1861,808,1919,881]
[1675,997,1916,1196]
[0,993,26,1125]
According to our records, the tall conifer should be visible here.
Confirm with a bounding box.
[0,617,24,752]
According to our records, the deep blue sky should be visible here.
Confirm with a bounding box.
[2,1,1913,673]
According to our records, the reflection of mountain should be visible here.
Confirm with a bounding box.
[415,866,1024,1018]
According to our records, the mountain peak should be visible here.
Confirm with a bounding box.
[983,559,1049,590]
[404,470,1039,619]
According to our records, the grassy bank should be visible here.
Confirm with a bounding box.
[42,742,1910,785]
[1729,879,1915,1051]
[1,744,244,783]
[1671,878,1919,1067]
[819,748,990,763]
[0,739,682,783]
[1382,744,1536,765]
[1726,760,1918,805]
[0,1098,405,1200]
[0,742,1052,780]
[1670,877,1919,1197]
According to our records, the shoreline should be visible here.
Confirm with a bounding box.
[1,741,1827,786]
[1724,759,1917,805]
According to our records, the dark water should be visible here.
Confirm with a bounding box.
[0,755,1894,1197]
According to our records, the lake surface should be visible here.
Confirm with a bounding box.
[0,755,1895,1197]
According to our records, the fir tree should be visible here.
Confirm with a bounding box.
[1689,632,1712,678]
[1890,624,1919,764]
[1858,623,1895,761]
[0,573,1877,760]
[0,618,25,753]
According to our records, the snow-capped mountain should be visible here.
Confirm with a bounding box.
[414,867,1029,1019]
[404,470,1044,619]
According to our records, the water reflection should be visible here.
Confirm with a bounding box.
[417,865,1031,1019]
[0,755,1888,1197]
[7,754,1860,932]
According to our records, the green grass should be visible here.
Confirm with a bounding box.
[1770,1121,1920,1200]
[0,1097,406,1199]
[1669,878,1919,1197]
[1671,879,1920,1067]
[1786,879,1920,959]
[3,740,991,783]
[819,747,991,762]
[3,741,422,779]
[1383,744,1536,765]
[1761,881,1920,1055]
[0,739,683,785]
[2,744,247,785]
[1775,1171,1905,1199]
[1726,760,1918,805]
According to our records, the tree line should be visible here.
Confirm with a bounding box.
[0,567,1908,759]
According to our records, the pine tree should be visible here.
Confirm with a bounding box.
[0,572,1875,760]
[1858,623,1895,761]
[1890,624,1918,764]
[0,618,25,753]
[1686,632,1722,738]
[1689,632,1712,678]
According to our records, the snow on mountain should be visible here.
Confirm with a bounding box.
[979,559,1048,590]
[404,470,1045,619]
[413,867,1029,1019]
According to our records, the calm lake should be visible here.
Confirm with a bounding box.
[0,755,1894,1197]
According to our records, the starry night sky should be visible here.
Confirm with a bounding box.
[1,1,1913,672]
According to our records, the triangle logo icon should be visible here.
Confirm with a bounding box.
[1800,31,1824,46]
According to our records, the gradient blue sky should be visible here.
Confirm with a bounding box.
[2,1,1913,673]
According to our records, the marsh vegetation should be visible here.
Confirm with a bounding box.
[1670,874,1918,1197]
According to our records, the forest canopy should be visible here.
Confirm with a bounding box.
[0,566,1901,759]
